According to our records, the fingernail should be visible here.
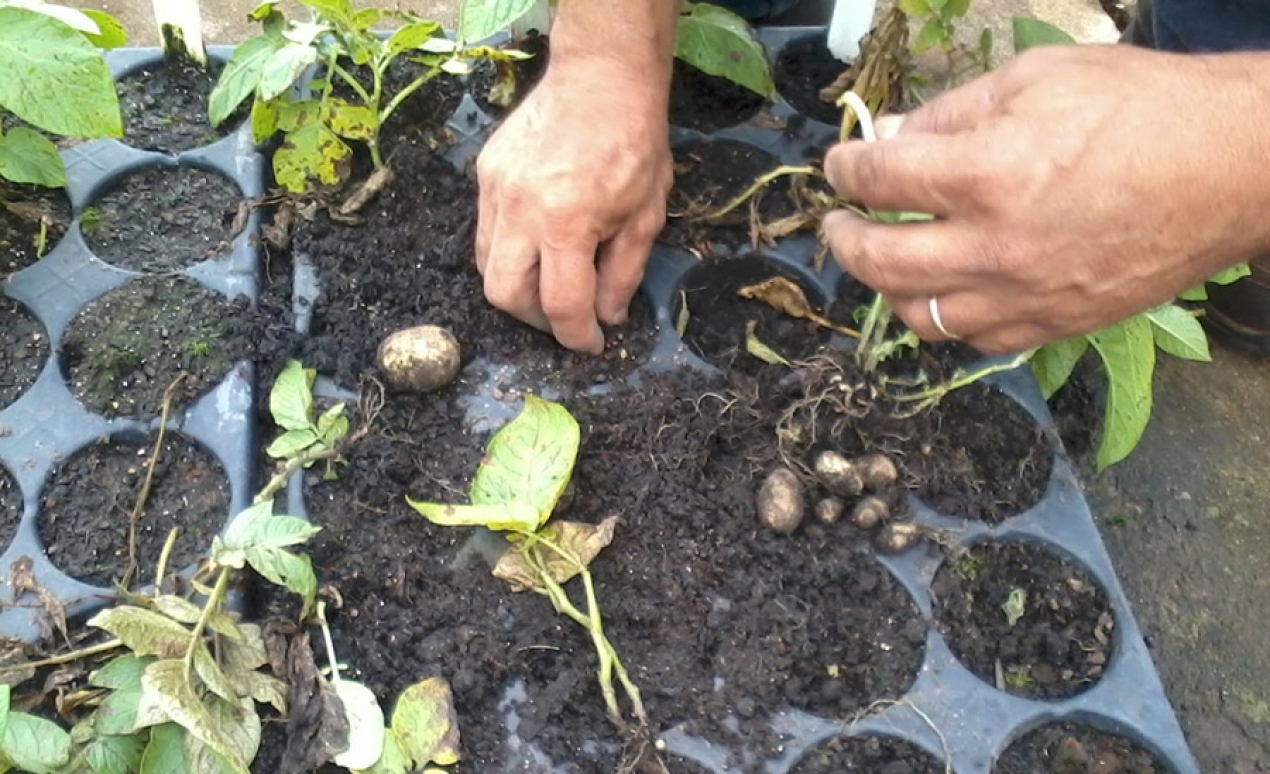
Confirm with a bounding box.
[875,114,905,140]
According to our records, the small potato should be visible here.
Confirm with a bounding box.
[850,496,890,531]
[757,468,805,535]
[814,451,863,498]
[377,325,461,393]
[855,453,898,490]
[875,523,921,555]
[815,497,845,525]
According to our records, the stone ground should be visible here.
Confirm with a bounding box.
[68,0,1270,771]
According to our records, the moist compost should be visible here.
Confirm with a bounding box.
[0,296,48,410]
[773,32,847,127]
[669,59,767,133]
[116,55,247,153]
[664,138,824,255]
[995,722,1170,773]
[677,255,832,375]
[469,33,550,117]
[1,183,71,276]
[0,464,21,551]
[37,431,229,587]
[931,540,1115,700]
[81,165,243,272]
[789,734,948,773]
[62,275,256,418]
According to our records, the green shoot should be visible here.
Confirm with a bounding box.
[409,396,648,732]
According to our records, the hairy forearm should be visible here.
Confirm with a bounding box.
[549,0,681,102]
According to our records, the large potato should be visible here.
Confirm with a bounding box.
[757,467,805,535]
[376,325,461,392]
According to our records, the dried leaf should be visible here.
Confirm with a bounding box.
[738,277,859,339]
[271,628,350,774]
[493,516,619,592]
[743,320,790,366]
[10,556,68,643]
[89,607,192,659]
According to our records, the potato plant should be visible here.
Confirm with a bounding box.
[0,1,125,191]
[409,397,649,734]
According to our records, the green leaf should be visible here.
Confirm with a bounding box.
[84,734,145,774]
[898,0,932,15]
[1087,316,1156,471]
[140,661,248,774]
[140,724,188,774]
[251,96,281,144]
[244,547,317,615]
[273,119,352,192]
[1001,588,1027,627]
[326,98,377,142]
[978,27,994,62]
[408,501,541,533]
[386,20,442,57]
[0,685,8,738]
[266,427,318,459]
[926,0,947,11]
[204,697,260,769]
[298,0,355,24]
[353,729,409,774]
[2,713,71,774]
[90,655,156,735]
[259,42,318,102]
[674,3,774,97]
[0,125,66,188]
[391,678,460,767]
[1031,336,1090,400]
[222,501,321,552]
[209,35,284,127]
[91,656,153,691]
[80,10,128,48]
[0,8,121,137]
[89,607,192,659]
[1146,304,1211,362]
[913,17,947,53]
[458,0,539,44]
[270,359,316,431]
[944,0,971,18]
[1208,264,1251,286]
[471,395,580,524]
[353,8,382,29]
[316,403,349,446]
[1012,16,1077,53]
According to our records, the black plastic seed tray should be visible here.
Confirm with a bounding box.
[413,26,1202,774]
[0,45,264,639]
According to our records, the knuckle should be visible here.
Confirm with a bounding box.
[483,275,518,312]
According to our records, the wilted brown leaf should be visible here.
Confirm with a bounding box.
[738,277,859,339]
[11,556,68,644]
[493,516,620,592]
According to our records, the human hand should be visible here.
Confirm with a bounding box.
[475,57,673,354]
[821,44,1270,354]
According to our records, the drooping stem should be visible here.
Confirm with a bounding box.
[153,527,180,593]
[886,350,1038,410]
[255,425,370,506]
[123,374,186,590]
[0,638,124,675]
[580,561,647,724]
[705,165,821,222]
[182,567,231,679]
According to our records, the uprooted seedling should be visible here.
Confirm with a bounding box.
[409,396,662,765]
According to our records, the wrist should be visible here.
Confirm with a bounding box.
[546,0,678,109]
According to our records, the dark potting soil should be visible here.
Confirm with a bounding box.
[328,57,467,144]
[669,59,767,134]
[931,540,1115,700]
[469,33,551,118]
[1,183,71,276]
[677,255,832,375]
[995,721,1170,773]
[116,56,248,153]
[0,465,21,551]
[81,165,243,272]
[0,296,48,410]
[284,132,656,395]
[773,33,848,127]
[664,139,823,256]
[62,275,257,418]
[37,431,229,587]
[789,734,947,773]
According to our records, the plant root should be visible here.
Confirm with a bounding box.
[338,164,396,218]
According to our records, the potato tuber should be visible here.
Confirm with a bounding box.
[757,468,805,535]
[875,522,921,554]
[814,451,864,497]
[850,496,890,530]
[815,497,845,525]
[856,453,898,490]
[377,325,461,393]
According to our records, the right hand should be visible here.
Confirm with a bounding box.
[475,56,673,354]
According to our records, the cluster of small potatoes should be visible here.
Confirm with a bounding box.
[756,450,920,554]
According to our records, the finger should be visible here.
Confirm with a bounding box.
[896,74,1004,136]
[890,294,976,343]
[474,155,498,275]
[822,209,968,299]
[824,134,975,216]
[483,226,551,333]
[874,113,905,140]
[540,234,605,354]
[595,219,659,326]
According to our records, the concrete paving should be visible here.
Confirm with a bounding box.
[65,0,1268,771]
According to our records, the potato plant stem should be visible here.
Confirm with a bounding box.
[379,67,440,132]
[706,165,821,222]
[887,350,1037,409]
[255,425,370,506]
[154,527,180,591]
[0,638,124,675]
[123,374,186,590]
[182,567,231,680]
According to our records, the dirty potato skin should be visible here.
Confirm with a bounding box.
[850,496,890,531]
[856,453,898,490]
[815,497,845,525]
[814,450,864,497]
[876,522,921,554]
[757,467,805,534]
[376,325,461,392]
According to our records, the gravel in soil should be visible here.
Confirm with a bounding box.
[62,275,258,419]
[773,32,848,127]
[82,165,243,272]
[669,60,767,134]
[116,55,248,153]
[995,721,1170,773]
[37,431,229,587]
[789,734,948,773]
[0,296,48,410]
[0,465,21,552]
[1,183,71,276]
[469,33,550,118]
[931,540,1115,700]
